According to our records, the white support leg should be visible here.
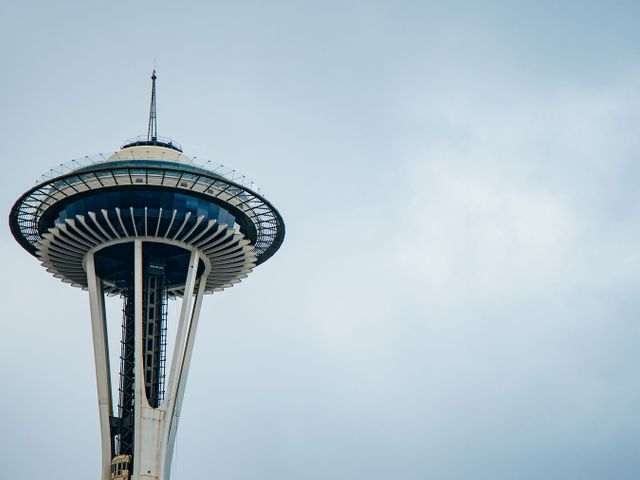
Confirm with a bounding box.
[161,262,211,479]
[158,250,201,479]
[93,241,210,480]
[133,240,166,480]
[85,252,114,480]
[175,274,208,418]
[132,239,147,479]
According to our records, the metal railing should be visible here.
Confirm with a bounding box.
[120,135,183,152]
[36,152,263,194]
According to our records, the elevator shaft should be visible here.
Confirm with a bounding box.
[114,259,168,458]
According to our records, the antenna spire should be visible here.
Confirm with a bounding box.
[147,70,158,141]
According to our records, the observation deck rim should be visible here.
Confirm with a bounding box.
[10,158,285,266]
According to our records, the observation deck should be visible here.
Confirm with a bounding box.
[9,141,285,295]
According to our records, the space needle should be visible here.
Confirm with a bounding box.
[9,71,285,480]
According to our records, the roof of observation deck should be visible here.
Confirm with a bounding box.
[121,135,183,152]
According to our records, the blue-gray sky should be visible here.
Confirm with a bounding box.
[1,1,639,479]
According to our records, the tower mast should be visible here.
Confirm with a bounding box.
[147,70,157,141]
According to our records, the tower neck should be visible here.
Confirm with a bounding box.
[147,70,158,142]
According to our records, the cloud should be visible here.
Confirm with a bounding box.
[2,2,640,479]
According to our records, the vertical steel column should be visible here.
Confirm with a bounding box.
[132,239,147,479]
[85,252,114,480]
[158,250,204,479]
[162,261,210,478]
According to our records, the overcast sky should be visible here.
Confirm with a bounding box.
[1,1,639,479]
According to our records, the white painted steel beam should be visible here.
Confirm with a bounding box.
[162,265,210,478]
[84,252,114,480]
